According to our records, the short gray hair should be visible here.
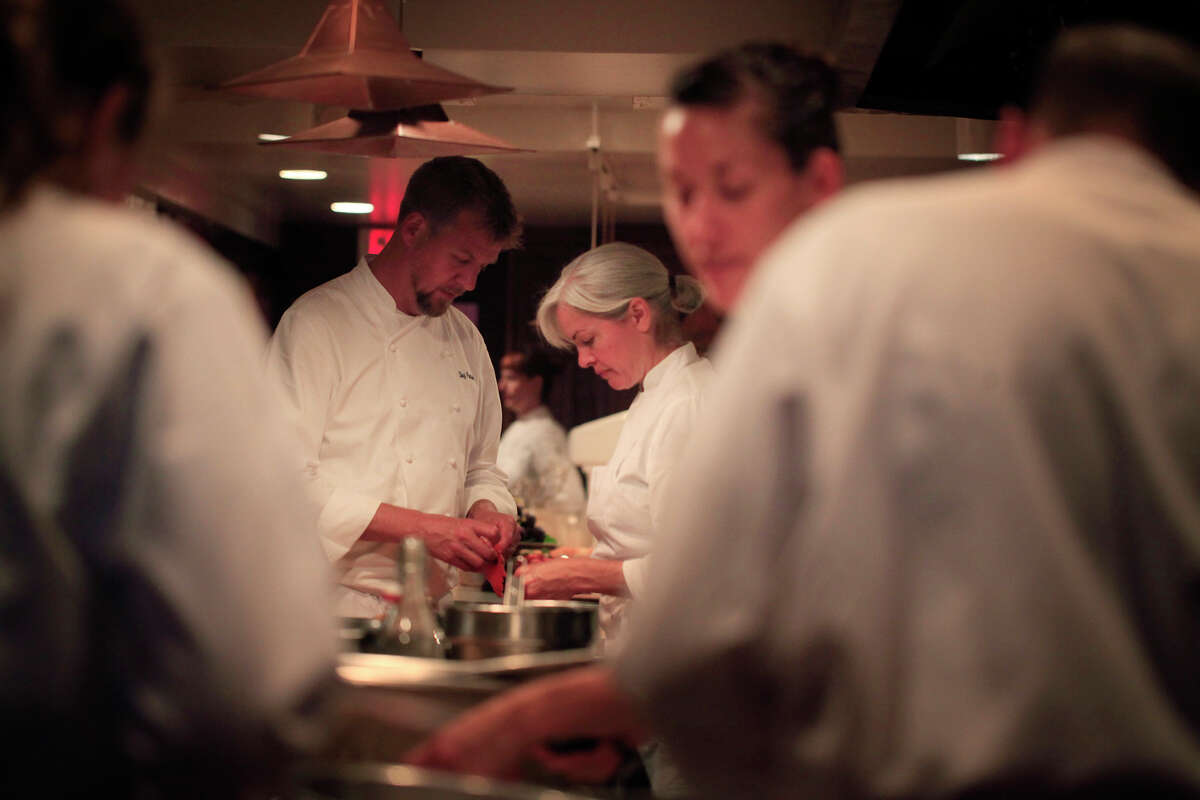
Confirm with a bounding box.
[537,242,705,349]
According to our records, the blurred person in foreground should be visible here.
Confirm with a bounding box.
[0,0,337,795]
[264,157,522,618]
[412,26,1200,799]
[496,347,585,514]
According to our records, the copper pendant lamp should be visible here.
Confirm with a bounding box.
[220,0,511,109]
[259,105,525,158]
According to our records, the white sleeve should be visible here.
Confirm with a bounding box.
[463,334,516,516]
[124,257,338,766]
[264,308,379,561]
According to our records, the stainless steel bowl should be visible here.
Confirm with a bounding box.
[443,600,597,660]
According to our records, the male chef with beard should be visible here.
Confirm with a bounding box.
[266,156,522,617]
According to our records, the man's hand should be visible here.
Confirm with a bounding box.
[362,503,507,570]
[417,513,501,571]
[468,500,519,554]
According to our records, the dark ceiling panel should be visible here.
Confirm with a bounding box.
[859,0,1200,118]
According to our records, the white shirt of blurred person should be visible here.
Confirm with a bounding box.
[0,0,336,795]
[496,350,585,512]
[414,27,1200,799]
[265,157,522,618]
[518,242,713,646]
[618,28,1200,797]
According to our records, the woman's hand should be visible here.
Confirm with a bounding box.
[548,545,592,558]
[516,557,626,599]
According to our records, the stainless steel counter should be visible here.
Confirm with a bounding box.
[326,648,603,763]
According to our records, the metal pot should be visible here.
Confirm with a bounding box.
[443,600,597,660]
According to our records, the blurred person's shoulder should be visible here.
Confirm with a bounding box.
[765,165,1016,274]
[10,184,257,326]
[736,153,1083,326]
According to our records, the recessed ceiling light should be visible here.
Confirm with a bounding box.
[957,152,1002,162]
[257,133,290,142]
[279,169,327,181]
[331,202,374,214]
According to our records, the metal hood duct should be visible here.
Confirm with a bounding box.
[220,0,510,109]
[259,106,526,158]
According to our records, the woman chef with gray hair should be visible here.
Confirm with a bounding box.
[515,241,713,651]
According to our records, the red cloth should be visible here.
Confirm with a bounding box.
[484,547,506,595]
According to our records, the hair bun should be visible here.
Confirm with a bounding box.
[669,274,706,315]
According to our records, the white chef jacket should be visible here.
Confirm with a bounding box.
[617,136,1200,798]
[264,259,515,608]
[0,185,337,792]
[588,342,714,641]
[496,405,586,511]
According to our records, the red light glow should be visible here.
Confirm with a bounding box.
[367,227,394,255]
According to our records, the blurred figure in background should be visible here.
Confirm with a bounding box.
[414,27,1200,800]
[0,0,337,795]
[496,347,586,514]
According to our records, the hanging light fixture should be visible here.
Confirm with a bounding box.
[259,105,525,158]
[220,0,510,110]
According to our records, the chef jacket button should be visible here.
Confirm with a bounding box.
[452,403,461,413]
[406,455,414,464]
[399,398,408,408]
[448,458,458,469]
[389,343,398,353]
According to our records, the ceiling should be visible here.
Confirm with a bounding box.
[860,0,1200,117]
[126,0,1193,246]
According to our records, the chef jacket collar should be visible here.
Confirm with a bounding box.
[642,341,701,394]
[351,258,423,331]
